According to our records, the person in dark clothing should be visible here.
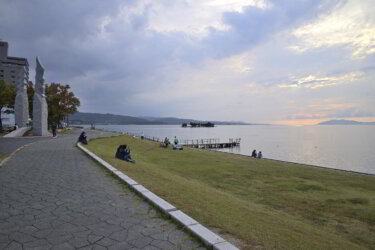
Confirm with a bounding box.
[164,137,170,148]
[251,149,257,158]
[52,123,57,138]
[78,131,88,144]
[115,144,135,163]
[115,145,123,158]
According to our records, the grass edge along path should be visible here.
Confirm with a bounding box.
[86,134,375,250]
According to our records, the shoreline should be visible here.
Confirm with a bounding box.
[213,149,375,177]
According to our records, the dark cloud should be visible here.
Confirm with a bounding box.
[2,0,364,121]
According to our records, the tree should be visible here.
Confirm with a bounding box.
[0,80,16,131]
[27,81,34,119]
[45,83,80,127]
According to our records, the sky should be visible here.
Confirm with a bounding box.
[1,0,374,125]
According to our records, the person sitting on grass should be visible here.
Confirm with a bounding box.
[78,131,88,144]
[116,144,135,163]
[251,149,257,158]
[257,151,263,159]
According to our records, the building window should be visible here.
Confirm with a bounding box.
[10,70,15,73]
[12,81,15,83]
[11,75,15,78]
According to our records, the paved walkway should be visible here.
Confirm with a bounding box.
[0,130,205,249]
[0,137,49,155]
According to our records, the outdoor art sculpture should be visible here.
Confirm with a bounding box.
[14,70,29,127]
[33,57,48,136]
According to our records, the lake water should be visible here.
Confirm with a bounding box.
[91,124,375,175]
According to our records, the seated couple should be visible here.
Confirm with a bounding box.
[115,144,135,163]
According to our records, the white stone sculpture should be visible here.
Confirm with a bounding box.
[14,70,29,127]
[32,57,48,136]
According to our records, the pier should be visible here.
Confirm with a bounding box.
[182,138,241,149]
[123,133,241,149]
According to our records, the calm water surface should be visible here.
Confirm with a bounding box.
[92,125,375,175]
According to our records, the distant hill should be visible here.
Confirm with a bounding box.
[69,112,254,125]
[318,119,375,125]
[69,112,162,125]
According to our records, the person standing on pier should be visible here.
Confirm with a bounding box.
[174,136,179,145]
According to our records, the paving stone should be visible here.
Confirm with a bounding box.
[23,239,52,250]
[108,241,132,250]
[4,241,22,250]
[0,130,207,250]
[128,236,153,248]
[109,230,128,241]
[143,246,160,250]
[50,242,75,250]
[87,234,104,244]
[92,244,107,250]
[151,239,175,249]
[96,237,117,247]
[68,236,90,248]
[9,231,36,243]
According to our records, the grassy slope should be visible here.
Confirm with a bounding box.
[87,135,375,250]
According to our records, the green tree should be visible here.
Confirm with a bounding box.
[0,80,16,131]
[45,83,80,127]
[27,81,34,119]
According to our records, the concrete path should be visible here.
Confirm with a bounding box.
[0,130,205,250]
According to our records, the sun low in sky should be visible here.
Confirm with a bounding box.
[1,0,374,125]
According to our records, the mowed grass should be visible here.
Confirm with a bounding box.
[86,135,375,250]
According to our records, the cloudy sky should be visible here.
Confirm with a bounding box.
[1,0,374,125]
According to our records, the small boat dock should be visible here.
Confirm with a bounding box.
[182,138,241,149]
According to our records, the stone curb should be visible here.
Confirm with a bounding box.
[76,143,239,250]
[0,142,35,167]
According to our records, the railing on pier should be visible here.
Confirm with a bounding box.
[125,132,161,142]
[182,138,241,149]
[122,133,241,149]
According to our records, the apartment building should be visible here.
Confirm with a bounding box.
[0,41,29,87]
[0,41,30,127]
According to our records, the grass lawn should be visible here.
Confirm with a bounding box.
[0,131,8,137]
[86,134,375,250]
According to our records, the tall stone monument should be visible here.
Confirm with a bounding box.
[14,71,29,127]
[33,57,48,136]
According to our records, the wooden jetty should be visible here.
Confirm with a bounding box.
[182,138,241,149]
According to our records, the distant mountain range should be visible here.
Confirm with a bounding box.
[69,112,255,125]
[318,119,375,125]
